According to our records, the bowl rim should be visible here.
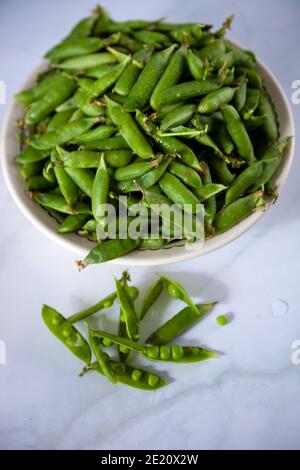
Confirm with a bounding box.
[1,39,295,266]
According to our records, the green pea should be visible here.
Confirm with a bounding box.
[171,345,184,361]
[126,286,139,301]
[102,338,113,347]
[216,314,229,326]
[103,299,114,309]
[167,284,181,299]
[119,345,129,354]
[148,374,159,387]
[159,345,171,360]
[146,345,160,359]
[132,369,143,381]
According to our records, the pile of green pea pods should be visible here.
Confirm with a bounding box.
[15,6,289,265]
[42,271,221,391]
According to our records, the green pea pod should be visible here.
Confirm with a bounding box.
[59,149,132,168]
[192,112,224,132]
[25,74,76,125]
[169,161,202,189]
[67,13,98,39]
[132,30,172,47]
[221,104,256,164]
[158,274,200,315]
[33,193,91,215]
[125,44,177,111]
[225,160,264,205]
[41,304,91,365]
[74,125,116,144]
[32,117,97,150]
[157,79,222,107]
[57,214,90,234]
[92,154,109,222]
[158,126,205,138]
[257,92,279,145]
[233,77,247,112]
[92,329,217,363]
[214,49,256,70]
[160,104,197,131]
[26,175,55,191]
[114,46,154,96]
[80,57,130,106]
[15,147,49,164]
[114,157,161,181]
[15,72,62,106]
[140,238,166,249]
[117,155,171,192]
[214,125,235,155]
[206,154,235,186]
[236,67,262,89]
[93,6,112,35]
[198,87,235,114]
[136,110,201,172]
[194,183,227,203]
[139,278,164,321]
[115,277,139,341]
[249,138,290,191]
[198,39,226,61]
[54,166,79,205]
[85,322,117,383]
[214,191,265,233]
[187,49,204,79]
[64,168,94,198]
[79,238,140,268]
[82,360,167,391]
[85,64,115,79]
[169,24,202,45]
[106,97,153,159]
[56,52,116,70]
[47,109,74,132]
[146,301,218,345]
[159,172,201,214]
[194,134,224,159]
[20,161,44,179]
[82,135,130,150]
[241,88,261,120]
[105,149,133,168]
[150,46,186,111]
[200,160,217,226]
[42,160,56,183]
[45,36,119,62]
[245,115,266,130]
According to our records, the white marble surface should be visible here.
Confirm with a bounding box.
[1,0,300,450]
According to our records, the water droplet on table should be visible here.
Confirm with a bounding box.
[271,299,289,317]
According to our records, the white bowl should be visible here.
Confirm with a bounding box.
[1,44,295,266]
